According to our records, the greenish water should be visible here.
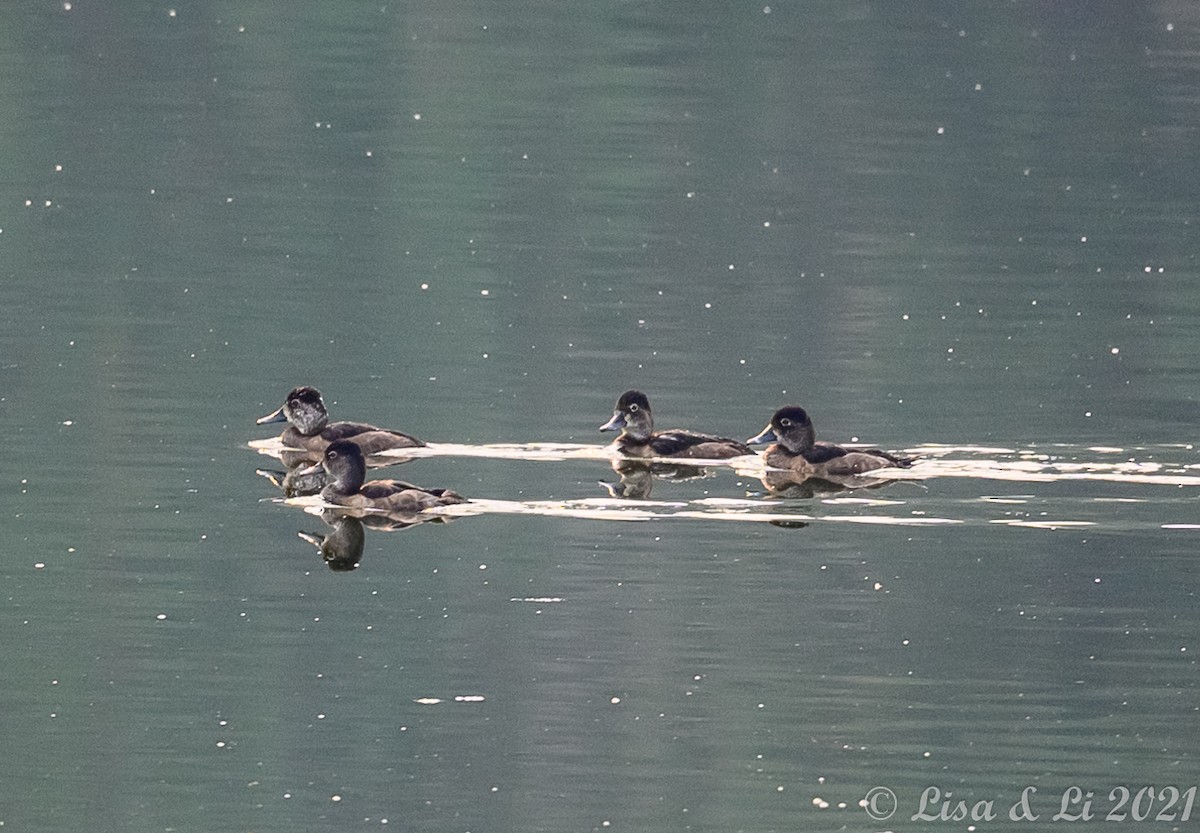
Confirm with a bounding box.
[3,2,1199,831]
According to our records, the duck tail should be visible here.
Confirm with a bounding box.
[431,488,469,504]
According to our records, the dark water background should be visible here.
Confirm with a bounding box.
[2,2,1198,830]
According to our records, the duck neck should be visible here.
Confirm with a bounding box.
[621,411,654,443]
[782,423,816,455]
[292,408,329,437]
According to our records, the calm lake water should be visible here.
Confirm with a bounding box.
[3,2,1199,831]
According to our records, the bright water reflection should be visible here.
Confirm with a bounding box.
[257,439,1200,532]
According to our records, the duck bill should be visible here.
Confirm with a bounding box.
[297,531,324,548]
[599,411,626,432]
[256,406,288,425]
[255,468,286,488]
[746,425,778,445]
[295,461,324,476]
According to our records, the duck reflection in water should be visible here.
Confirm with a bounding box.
[298,440,468,514]
[257,385,425,460]
[598,459,714,499]
[256,464,328,498]
[747,406,913,496]
[755,471,901,498]
[299,514,366,571]
[298,507,454,572]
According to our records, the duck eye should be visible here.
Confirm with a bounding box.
[780,418,792,428]
[328,450,338,459]
[628,404,639,413]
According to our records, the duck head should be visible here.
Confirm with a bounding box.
[747,406,816,454]
[599,390,654,441]
[257,386,330,436]
[298,439,366,494]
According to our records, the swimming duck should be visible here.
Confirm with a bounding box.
[747,406,911,476]
[599,390,754,459]
[298,440,467,513]
[257,386,424,456]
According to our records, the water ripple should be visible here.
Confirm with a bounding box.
[252,438,1200,486]
[256,439,1200,531]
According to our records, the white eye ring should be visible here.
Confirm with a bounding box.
[628,404,639,413]
[780,418,791,427]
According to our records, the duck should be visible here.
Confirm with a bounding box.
[747,406,912,477]
[599,390,754,459]
[257,386,425,456]
[298,440,467,513]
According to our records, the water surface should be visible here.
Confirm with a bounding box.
[3,2,1199,831]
